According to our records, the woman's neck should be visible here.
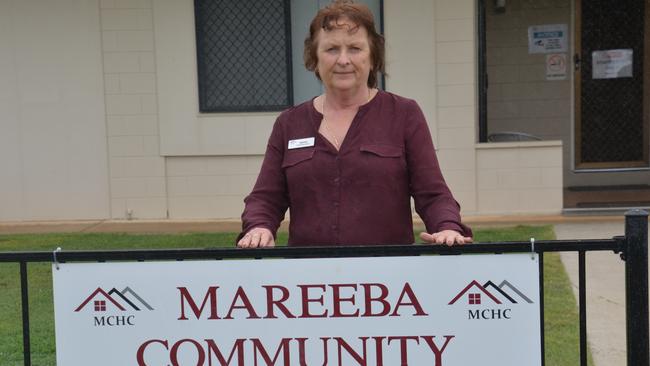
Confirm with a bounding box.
[324,86,371,110]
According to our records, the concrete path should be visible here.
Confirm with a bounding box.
[554,221,632,366]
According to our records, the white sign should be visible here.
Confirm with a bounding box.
[546,53,568,80]
[53,254,541,366]
[528,24,568,54]
[592,49,633,79]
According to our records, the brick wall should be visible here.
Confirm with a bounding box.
[166,156,260,219]
[477,141,563,214]
[434,0,478,213]
[0,0,110,220]
[101,0,168,219]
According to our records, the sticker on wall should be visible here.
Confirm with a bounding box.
[592,49,633,79]
[528,24,568,54]
[545,53,567,80]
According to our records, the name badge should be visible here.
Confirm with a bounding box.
[288,137,315,150]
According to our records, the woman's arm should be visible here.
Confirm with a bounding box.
[237,118,289,247]
[403,100,473,243]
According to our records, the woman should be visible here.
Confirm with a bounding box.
[237,0,472,248]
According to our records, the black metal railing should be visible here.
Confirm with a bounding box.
[0,209,647,366]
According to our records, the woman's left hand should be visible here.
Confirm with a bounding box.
[420,230,473,246]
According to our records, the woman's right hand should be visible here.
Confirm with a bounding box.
[237,227,275,248]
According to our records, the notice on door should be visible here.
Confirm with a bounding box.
[528,24,568,54]
[546,53,567,80]
[592,49,633,79]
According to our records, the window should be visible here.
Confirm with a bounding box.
[94,300,107,312]
[194,0,293,112]
[468,293,481,305]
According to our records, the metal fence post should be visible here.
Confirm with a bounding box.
[20,261,31,366]
[625,209,649,366]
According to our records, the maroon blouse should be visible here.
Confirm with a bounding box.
[239,90,472,246]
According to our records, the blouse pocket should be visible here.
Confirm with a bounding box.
[282,148,315,195]
[358,144,406,183]
[281,148,315,169]
[360,144,403,158]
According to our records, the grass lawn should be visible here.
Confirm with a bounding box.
[0,226,590,365]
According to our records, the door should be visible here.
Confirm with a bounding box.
[575,0,650,169]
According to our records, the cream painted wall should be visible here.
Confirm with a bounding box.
[101,0,168,219]
[383,0,437,135]
[477,141,563,214]
[166,156,262,219]
[0,0,110,220]
[385,0,479,214]
[434,0,479,213]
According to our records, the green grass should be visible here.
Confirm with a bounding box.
[544,248,594,366]
[0,226,590,365]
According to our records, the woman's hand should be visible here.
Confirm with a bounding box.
[420,230,473,246]
[237,227,275,248]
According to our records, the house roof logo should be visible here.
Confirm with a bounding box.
[448,280,533,305]
[75,287,154,312]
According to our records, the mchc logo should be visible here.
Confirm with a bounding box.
[75,287,153,327]
[448,280,533,320]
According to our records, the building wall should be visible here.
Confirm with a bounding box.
[462,0,563,215]
[433,0,479,213]
[101,0,168,219]
[0,0,565,222]
[479,0,573,200]
[0,0,110,221]
[155,0,484,219]
[385,0,479,214]
[166,156,261,219]
[477,141,563,214]
[149,0,274,219]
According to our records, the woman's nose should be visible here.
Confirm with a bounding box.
[337,50,351,65]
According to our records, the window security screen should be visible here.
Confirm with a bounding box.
[194,0,293,112]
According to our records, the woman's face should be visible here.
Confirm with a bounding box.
[316,19,372,94]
